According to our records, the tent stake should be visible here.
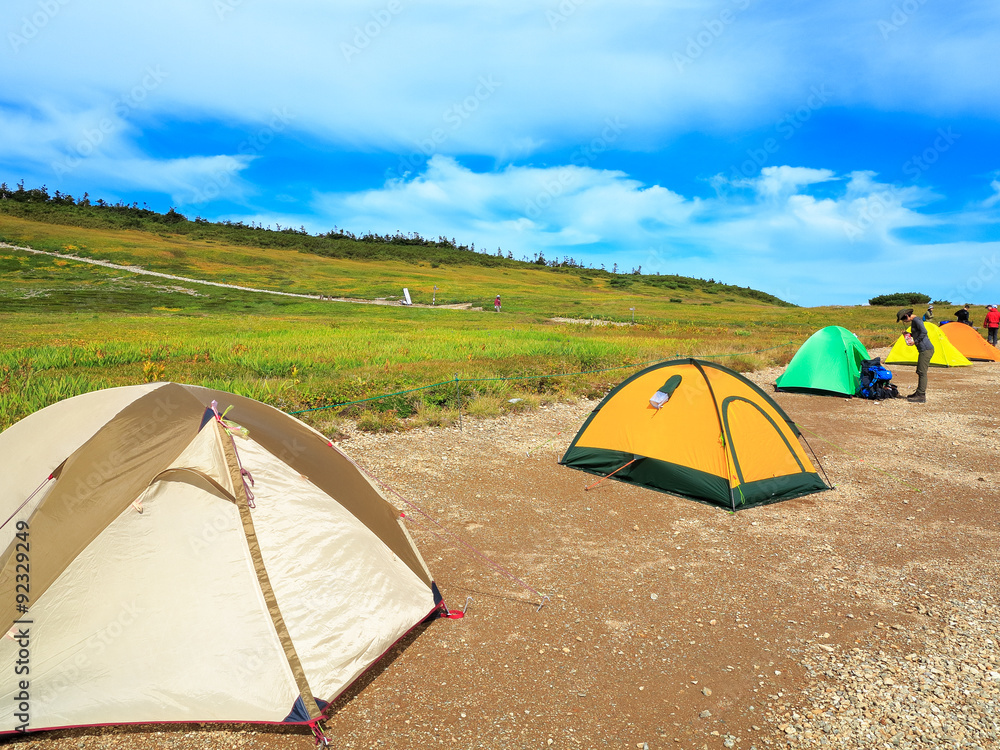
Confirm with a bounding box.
[463,596,473,614]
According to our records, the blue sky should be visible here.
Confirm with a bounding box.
[2,0,998,306]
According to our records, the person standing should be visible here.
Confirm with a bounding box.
[922,304,934,322]
[494,294,502,313]
[985,305,1000,346]
[955,303,971,325]
[897,308,934,403]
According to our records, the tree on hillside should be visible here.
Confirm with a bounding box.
[868,292,931,306]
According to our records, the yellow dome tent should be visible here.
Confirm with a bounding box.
[560,359,830,510]
[884,322,972,367]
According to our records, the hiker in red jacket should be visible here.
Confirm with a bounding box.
[985,305,1000,347]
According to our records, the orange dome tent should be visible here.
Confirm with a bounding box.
[940,323,1000,362]
[560,359,830,510]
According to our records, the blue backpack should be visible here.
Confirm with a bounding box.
[857,357,899,400]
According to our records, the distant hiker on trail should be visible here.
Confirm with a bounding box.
[897,308,934,403]
[494,294,502,313]
[985,305,1000,346]
[922,304,933,322]
[955,303,971,325]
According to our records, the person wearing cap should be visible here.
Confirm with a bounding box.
[897,308,934,403]
[955,303,971,325]
[922,304,934,322]
[494,294,502,313]
[985,305,1000,346]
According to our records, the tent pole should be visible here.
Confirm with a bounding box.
[796,426,833,489]
[691,359,738,512]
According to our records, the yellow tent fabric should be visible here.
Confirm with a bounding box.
[940,322,1000,362]
[560,359,829,510]
[884,322,971,367]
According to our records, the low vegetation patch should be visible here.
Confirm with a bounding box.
[0,185,914,433]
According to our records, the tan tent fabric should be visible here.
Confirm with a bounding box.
[0,480,299,729]
[0,384,438,733]
[180,386,433,589]
[0,384,207,631]
[0,384,162,528]
[235,436,435,701]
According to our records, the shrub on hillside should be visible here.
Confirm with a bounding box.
[868,292,931,306]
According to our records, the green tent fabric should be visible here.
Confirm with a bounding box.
[775,326,871,396]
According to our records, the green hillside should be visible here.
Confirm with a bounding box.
[0,184,908,434]
[0,182,790,312]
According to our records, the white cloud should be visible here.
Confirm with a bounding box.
[0,103,255,205]
[2,0,998,158]
[750,166,837,199]
[982,179,1000,209]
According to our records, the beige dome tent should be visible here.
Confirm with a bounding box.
[0,383,440,735]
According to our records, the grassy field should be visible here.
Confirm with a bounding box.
[1,212,909,434]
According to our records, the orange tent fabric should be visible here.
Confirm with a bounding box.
[940,323,1000,362]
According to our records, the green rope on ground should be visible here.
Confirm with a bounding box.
[458,357,664,384]
[288,379,454,414]
[459,342,793,385]
[682,342,792,359]
[286,342,795,416]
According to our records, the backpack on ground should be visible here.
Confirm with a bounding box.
[857,357,899,400]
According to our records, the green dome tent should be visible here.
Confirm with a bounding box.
[775,326,871,396]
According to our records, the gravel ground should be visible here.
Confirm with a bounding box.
[6,354,1000,750]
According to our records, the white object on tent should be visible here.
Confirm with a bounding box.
[0,383,440,733]
[402,288,412,305]
[649,390,670,409]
